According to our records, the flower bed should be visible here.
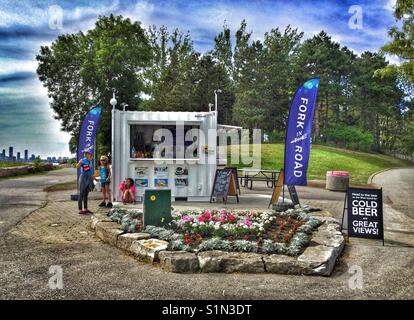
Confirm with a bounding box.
[108,207,322,257]
[108,208,143,233]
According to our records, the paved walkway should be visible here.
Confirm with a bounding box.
[0,167,413,299]
[0,168,76,236]
[372,168,414,219]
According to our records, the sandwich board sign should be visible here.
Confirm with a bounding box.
[341,187,384,244]
[225,167,240,194]
[287,185,301,207]
[210,168,239,204]
[268,169,284,208]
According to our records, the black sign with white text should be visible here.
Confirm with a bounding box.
[347,187,383,240]
[287,185,300,206]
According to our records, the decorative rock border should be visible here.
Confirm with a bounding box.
[90,210,345,276]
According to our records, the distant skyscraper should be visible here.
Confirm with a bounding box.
[9,146,13,160]
[24,149,28,161]
[30,154,35,161]
[1,149,5,158]
[17,152,21,161]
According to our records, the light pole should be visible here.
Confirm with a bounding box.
[110,92,117,110]
[110,92,117,201]
[214,89,222,112]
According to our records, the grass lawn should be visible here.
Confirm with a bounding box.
[0,162,29,168]
[43,180,77,192]
[228,144,413,184]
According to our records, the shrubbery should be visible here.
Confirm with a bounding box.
[327,125,373,151]
[268,129,285,143]
[33,156,44,172]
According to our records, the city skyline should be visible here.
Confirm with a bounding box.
[0,145,70,163]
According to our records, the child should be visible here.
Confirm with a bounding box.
[97,155,113,208]
[119,178,136,204]
[76,151,95,215]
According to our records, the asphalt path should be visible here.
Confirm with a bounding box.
[372,168,414,219]
[0,167,413,299]
[0,168,76,235]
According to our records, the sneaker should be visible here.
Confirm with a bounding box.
[85,209,94,215]
[79,210,88,215]
[98,201,106,207]
[106,202,113,208]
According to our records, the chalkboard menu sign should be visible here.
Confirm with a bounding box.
[344,187,384,242]
[210,168,239,204]
[287,185,301,207]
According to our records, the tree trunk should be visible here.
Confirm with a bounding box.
[313,102,320,142]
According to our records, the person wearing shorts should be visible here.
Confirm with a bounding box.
[97,155,113,208]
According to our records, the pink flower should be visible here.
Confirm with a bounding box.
[203,211,212,220]
[244,217,252,226]
[229,214,235,221]
[198,216,205,223]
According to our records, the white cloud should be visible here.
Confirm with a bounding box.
[384,0,397,12]
[0,58,37,76]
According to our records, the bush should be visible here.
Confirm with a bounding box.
[269,129,285,143]
[326,125,373,151]
[33,156,44,172]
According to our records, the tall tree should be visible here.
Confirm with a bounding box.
[297,31,355,142]
[379,0,414,82]
[260,25,303,132]
[37,15,152,154]
[193,55,235,124]
[352,52,402,151]
[232,20,267,130]
[144,26,199,111]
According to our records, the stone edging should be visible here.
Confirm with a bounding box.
[89,211,344,276]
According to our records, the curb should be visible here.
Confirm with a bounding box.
[366,167,413,186]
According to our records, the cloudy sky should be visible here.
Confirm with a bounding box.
[0,0,398,158]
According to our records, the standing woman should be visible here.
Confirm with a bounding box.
[77,151,95,215]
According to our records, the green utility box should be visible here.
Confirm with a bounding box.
[143,189,172,227]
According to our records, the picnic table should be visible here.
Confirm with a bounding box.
[238,168,280,190]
